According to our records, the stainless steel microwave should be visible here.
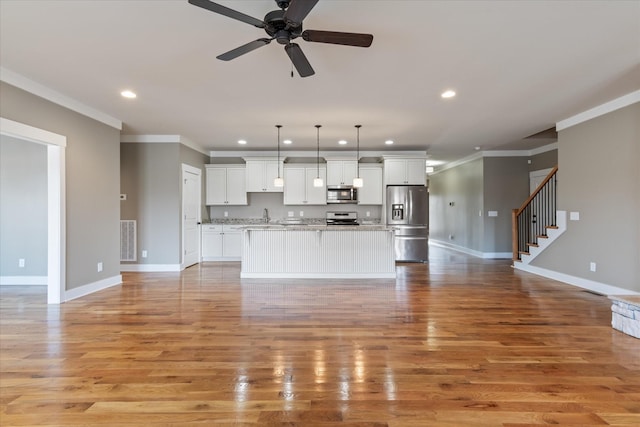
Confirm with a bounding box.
[327,186,358,204]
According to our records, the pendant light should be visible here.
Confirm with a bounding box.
[353,124,363,188]
[313,125,324,187]
[273,125,284,187]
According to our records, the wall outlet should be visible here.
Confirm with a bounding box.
[479,210,482,217]
[590,262,596,272]
[299,211,304,217]
[570,211,580,221]
[224,211,228,217]
[142,250,148,258]
[288,211,294,217]
[366,211,370,217]
[97,262,103,272]
[120,194,127,201]
[18,258,25,268]
[449,234,454,240]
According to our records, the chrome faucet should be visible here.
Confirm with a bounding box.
[263,208,269,223]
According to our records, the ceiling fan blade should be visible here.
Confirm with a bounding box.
[188,0,265,28]
[284,43,315,77]
[283,0,319,26]
[217,38,272,61]
[302,30,373,47]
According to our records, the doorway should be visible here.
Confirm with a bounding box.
[181,164,201,269]
[529,168,553,194]
[0,117,66,304]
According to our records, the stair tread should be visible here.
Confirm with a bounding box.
[536,234,549,239]
[527,243,539,247]
[546,225,559,229]
[518,250,530,255]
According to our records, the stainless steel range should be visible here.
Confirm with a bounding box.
[326,211,358,226]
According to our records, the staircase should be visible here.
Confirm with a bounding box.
[512,166,566,265]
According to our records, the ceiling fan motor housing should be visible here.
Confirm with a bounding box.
[264,9,302,44]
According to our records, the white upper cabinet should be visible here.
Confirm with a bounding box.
[357,166,383,205]
[205,165,247,205]
[384,158,426,185]
[245,159,284,193]
[326,160,358,186]
[283,166,327,205]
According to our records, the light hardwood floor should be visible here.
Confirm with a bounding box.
[1,247,639,426]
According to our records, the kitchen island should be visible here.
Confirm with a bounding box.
[241,225,396,279]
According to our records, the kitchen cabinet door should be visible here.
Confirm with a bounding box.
[225,167,248,205]
[357,167,383,205]
[264,161,283,192]
[405,159,426,185]
[222,231,242,258]
[327,160,357,186]
[201,226,223,258]
[206,168,227,205]
[245,161,266,192]
[283,168,306,205]
[305,167,327,205]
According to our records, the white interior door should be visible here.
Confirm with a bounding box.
[529,168,553,194]
[182,165,201,268]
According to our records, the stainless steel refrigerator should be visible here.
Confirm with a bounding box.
[386,185,429,262]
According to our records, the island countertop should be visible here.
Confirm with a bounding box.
[240,225,396,279]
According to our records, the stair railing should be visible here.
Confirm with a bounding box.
[512,166,558,261]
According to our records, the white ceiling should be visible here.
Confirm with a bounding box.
[1,0,638,164]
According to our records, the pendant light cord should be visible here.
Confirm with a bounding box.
[355,125,361,178]
[276,125,282,178]
[315,125,321,178]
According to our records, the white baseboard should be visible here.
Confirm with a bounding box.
[120,264,182,272]
[429,240,512,259]
[241,272,397,279]
[0,276,48,285]
[514,263,640,296]
[64,275,122,302]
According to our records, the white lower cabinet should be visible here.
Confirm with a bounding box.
[201,224,245,261]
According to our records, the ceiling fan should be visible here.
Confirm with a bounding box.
[188,0,374,77]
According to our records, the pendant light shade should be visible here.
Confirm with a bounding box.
[274,125,284,187]
[353,124,363,188]
[313,125,323,187]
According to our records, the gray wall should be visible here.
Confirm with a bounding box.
[0,135,47,277]
[429,156,530,255]
[482,157,530,252]
[429,157,484,251]
[532,103,640,292]
[0,82,121,290]
[120,142,209,265]
[529,149,558,171]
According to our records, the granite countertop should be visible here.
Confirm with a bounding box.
[241,224,392,231]
[204,218,382,227]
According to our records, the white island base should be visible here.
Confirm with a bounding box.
[241,226,396,279]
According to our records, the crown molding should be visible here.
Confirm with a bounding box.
[0,67,122,130]
[211,150,425,158]
[556,90,640,131]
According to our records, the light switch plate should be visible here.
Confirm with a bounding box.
[570,211,580,221]
[488,211,498,217]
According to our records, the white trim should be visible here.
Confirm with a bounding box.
[429,240,512,259]
[556,90,640,131]
[0,67,122,130]
[202,257,242,262]
[432,152,483,174]
[63,275,122,302]
[513,263,640,297]
[0,276,47,285]
[529,142,558,156]
[120,264,183,272]
[179,136,209,156]
[0,117,66,147]
[1,118,66,304]
[240,272,397,279]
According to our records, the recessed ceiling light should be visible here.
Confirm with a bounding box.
[385,140,394,145]
[121,90,137,99]
[238,140,247,145]
[475,146,481,150]
[441,90,456,99]
[338,140,348,145]
[283,139,292,145]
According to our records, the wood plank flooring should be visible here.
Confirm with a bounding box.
[1,246,639,426]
